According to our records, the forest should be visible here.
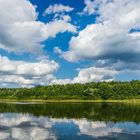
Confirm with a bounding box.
[0,80,140,100]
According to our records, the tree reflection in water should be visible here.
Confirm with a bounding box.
[0,103,139,140]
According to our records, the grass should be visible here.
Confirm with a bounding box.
[0,99,140,104]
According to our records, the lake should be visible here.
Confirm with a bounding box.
[0,102,139,140]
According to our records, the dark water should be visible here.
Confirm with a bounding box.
[0,103,139,140]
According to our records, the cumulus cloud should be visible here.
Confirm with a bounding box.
[51,66,118,84]
[60,0,140,74]
[54,46,62,54]
[1,0,139,86]
[42,20,76,38]
[0,56,59,87]
[0,0,76,54]
[44,4,74,15]
[73,66,118,83]
[53,14,72,22]
[79,0,100,15]
[0,0,78,87]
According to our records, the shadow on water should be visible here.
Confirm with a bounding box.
[0,102,140,123]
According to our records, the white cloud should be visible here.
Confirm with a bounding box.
[79,0,100,15]
[53,14,72,22]
[0,0,139,86]
[62,15,72,22]
[44,4,74,15]
[51,78,72,85]
[60,0,140,74]
[51,66,118,84]
[0,55,59,87]
[0,0,78,87]
[54,46,62,54]
[42,20,76,39]
[0,0,76,54]
[73,66,118,83]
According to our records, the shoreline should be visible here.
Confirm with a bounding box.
[0,99,140,104]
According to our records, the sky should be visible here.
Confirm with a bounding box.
[0,0,140,87]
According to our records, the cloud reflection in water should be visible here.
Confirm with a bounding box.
[0,113,140,139]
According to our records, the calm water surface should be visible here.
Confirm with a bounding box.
[0,103,139,140]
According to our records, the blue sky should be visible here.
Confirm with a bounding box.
[0,0,140,87]
[28,0,98,79]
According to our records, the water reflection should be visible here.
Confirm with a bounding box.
[0,103,139,140]
[0,113,56,140]
[74,120,122,137]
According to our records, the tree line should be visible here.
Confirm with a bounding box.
[0,80,140,100]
